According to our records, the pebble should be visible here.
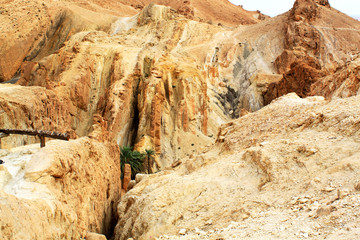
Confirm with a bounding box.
[299,198,309,204]
[314,177,321,183]
[292,208,299,212]
[179,229,186,235]
[300,232,309,238]
[354,182,360,191]
[323,186,335,192]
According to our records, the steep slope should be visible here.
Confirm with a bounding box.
[10,3,272,167]
[0,0,124,83]
[0,0,262,83]
[115,93,360,240]
[116,0,266,26]
[264,0,360,103]
[3,0,360,165]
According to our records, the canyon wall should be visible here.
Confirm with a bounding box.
[2,0,360,172]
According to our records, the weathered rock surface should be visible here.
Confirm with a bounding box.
[118,0,267,26]
[264,0,360,104]
[0,0,122,83]
[0,0,263,83]
[1,0,360,239]
[0,137,120,239]
[115,93,360,239]
[6,2,288,166]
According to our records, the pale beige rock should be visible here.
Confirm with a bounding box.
[86,232,107,240]
[115,94,360,240]
[127,180,136,191]
[0,138,120,239]
[1,1,360,240]
[135,174,148,184]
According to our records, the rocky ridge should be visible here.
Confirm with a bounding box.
[265,0,360,103]
[0,0,262,83]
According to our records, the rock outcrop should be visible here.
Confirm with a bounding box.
[0,0,264,83]
[0,137,120,239]
[1,0,360,239]
[114,93,360,239]
[0,1,273,164]
[121,0,267,26]
[2,0,359,174]
[0,0,122,83]
[6,4,225,165]
[264,0,360,103]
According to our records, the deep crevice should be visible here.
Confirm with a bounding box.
[105,200,118,239]
[129,79,141,147]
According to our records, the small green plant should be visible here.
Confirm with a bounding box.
[120,146,145,180]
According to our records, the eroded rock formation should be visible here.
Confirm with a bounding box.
[5,3,270,166]
[0,137,120,239]
[264,0,360,103]
[0,0,122,83]
[115,93,360,240]
[1,0,360,239]
[0,0,262,83]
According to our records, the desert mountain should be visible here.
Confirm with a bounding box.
[0,0,263,83]
[0,0,360,239]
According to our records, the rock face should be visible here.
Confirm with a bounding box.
[264,0,360,104]
[0,137,120,239]
[0,1,271,164]
[0,0,263,83]
[0,1,267,239]
[114,93,360,239]
[0,0,123,83]
[1,0,360,239]
[119,0,267,26]
[7,3,262,166]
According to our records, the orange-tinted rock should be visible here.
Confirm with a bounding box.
[310,58,360,98]
[264,61,325,104]
[122,164,132,191]
[264,0,360,104]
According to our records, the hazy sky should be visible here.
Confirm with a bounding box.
[228,0,360,18]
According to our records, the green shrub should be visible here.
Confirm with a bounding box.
[120,146,145,180]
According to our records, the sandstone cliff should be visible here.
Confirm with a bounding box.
[6,3,251,166]
[0,0,272,165]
